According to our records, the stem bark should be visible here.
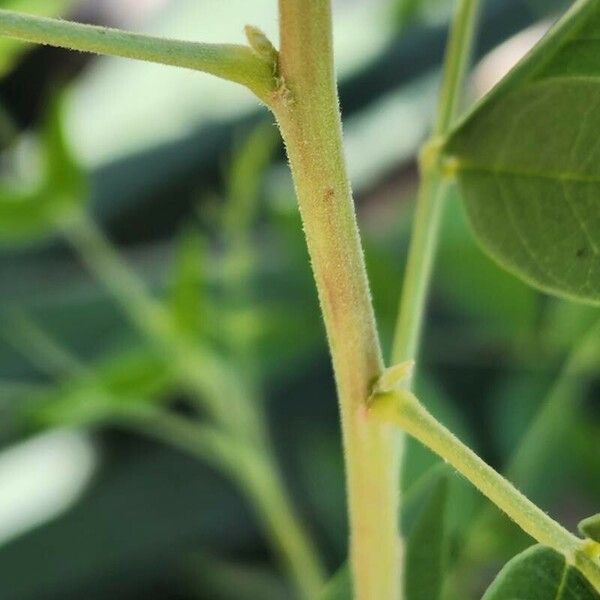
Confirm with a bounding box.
[273,2,400,597]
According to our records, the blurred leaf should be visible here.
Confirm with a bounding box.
[23,348,172,430]
[0,0,76,76]
[168,227,206,341]
[579,515,600,543]
[0,188,60,242]
[42,92,87,200]
[488,374,548,464]
[405,476,448,600]
[391,0,450,30]
[319,565,351,600]
[542,301,600,356]
[445,0,600,305]
[189,553,289,600]
[392,0,423,27]
[482,545,599,599]
[0,93,87,244]
[223,123,278,239]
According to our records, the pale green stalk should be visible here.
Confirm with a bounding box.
[447,317,600,595]
[122,405,324,599]
[387,4,479,592]
[271,2,400,598]
[60,213,324,599]
[387,0,600,592]
[392,0,480,365]
[62,212,258,438]
[370,389,600,592]
[0,9,276,100]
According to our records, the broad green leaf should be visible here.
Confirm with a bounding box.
[0,93,87,244]
[0,0,75,76]
[482,545,599,599]
[445,0,600,305]
[318,566,351,600]
[580,515,600,543]
[437,190,537,340]
[405,476,448,600]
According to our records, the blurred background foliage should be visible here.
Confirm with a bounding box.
[0,0,597,599]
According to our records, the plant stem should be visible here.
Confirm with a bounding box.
[392,173,448,364]
[272,2,399,597]
[392,0,480,366]
[0,9,275,100]
[61,212,325,597]
[63,212,255,435]
[370,390,580,555]
[1,310,90,380]
[433,0,480,137]
[123,406,325,600]
[371,389,600,593]
[448,317,600,593]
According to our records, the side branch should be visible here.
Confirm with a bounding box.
[0,9,276,100]
[369,381,600,592]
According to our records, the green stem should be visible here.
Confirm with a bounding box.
[370,389,600,592]
[62,212,255,434]
[61,213,325,597]
[1,309,90,380]
[449,317,600,592]
[0,9,275,100]
[122,406,325,600]
[392,173,448,364]
[433,0,480,137]
[392,0,480,366]
[272,2,399,598]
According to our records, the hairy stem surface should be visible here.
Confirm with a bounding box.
[272,2,400,597]
[370,389,600,592]
[0,9,275,99]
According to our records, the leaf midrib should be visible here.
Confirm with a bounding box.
[454,160,600,185]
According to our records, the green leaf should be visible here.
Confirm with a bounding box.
[42,92,87,200]
[223,123,277,239]
[405,476,448,600]
[318,566,351,600]
[445,0,600,305]
[0,0,75,76]
[482,545,599,599]
[23,348,172,430]
[580,515,600,543]
[0,93,87,244]
[168,227,206,340]
[437,190,537,339]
